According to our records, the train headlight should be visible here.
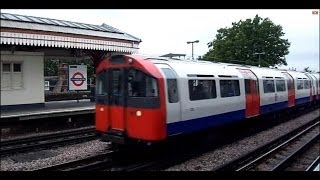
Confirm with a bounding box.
[136,110,142,116]
[100,107,104,111]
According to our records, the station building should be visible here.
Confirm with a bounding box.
[0,13,141,110]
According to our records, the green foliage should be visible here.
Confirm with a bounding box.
[44,58,94,79]
[203,15,291,67]
[44,59,59,76]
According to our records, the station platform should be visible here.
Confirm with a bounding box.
[1,100,94,121]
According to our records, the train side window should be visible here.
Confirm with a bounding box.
[220,80,240,97]
[161,68,179,103]
[304,80,310,89]
[189,80,216,101]
[297,80,304,90]
[263,80,275,93]
[276,80,286,92]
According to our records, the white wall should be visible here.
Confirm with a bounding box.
[1,51,44,106]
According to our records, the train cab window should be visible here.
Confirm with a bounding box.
[112,69,121,95]
[263,80,275,93]
[161,68,179,103]
[276,80,286,92]
[189,80,216,101]
[297,80,304,90]
[220,80,240,97]
[96,71,108,95]
[304,80,310,89]
[128,69,158,97]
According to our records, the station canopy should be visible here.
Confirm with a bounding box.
[0,13,141,54]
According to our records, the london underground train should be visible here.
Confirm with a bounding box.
[95,55,319,145]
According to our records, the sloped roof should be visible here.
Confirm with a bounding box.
[0,13,141,53]
[0,12,141,42]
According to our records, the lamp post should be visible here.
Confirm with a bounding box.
[187,40,199,60]
[254,52,265,67]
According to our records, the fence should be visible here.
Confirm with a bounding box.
[44,77,95,102]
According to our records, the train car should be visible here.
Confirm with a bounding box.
[285,71,311,106]
[312,73,320,103]
[305,72,320,103]
[95,55,317,145]
[244,67,288,114]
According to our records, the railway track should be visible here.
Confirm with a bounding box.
[34,146,165,171]
[213,117,319,171]
[0,127,96,156]
[27,108,319,171]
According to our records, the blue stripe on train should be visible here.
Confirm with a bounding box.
[167,97,311,136]
[295,97,310,105]
[260,101,288,114]
[167,109,245,136]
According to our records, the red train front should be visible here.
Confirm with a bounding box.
[95,55,166,144]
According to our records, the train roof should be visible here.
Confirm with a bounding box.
[145,57,243,78]
[129,55,318,81]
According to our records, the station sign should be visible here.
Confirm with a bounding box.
[68,65,87,90]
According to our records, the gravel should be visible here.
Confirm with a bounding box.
[0,140,110,171]
[166,109,319,171]
[1,109,318,171]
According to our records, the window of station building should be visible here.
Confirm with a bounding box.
[13,63,21,72]
[161,68,179,103]
[128,69,158,97]
[12,63,23,89]
[189,79,216,101]
[297,80,304,90]
[220,80,240,97]
[1,62,23,90]
[276,80,286,92]
[263,80,275,93]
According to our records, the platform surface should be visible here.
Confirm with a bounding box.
[1,100,94,120]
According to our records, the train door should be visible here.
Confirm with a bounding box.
[305,73,315,101]
[156,64,181,125]
[282,72,295,107]
[237,69,260,118]
[312,74,320,100]
[108,68,127,131]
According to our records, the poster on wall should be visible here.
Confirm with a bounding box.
[68,65,87,91]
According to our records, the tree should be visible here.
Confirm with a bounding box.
[203,15,291,67]
[44,58,94,81]
[44,59,59,76]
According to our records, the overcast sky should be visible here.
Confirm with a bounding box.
[2,9,319,72]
